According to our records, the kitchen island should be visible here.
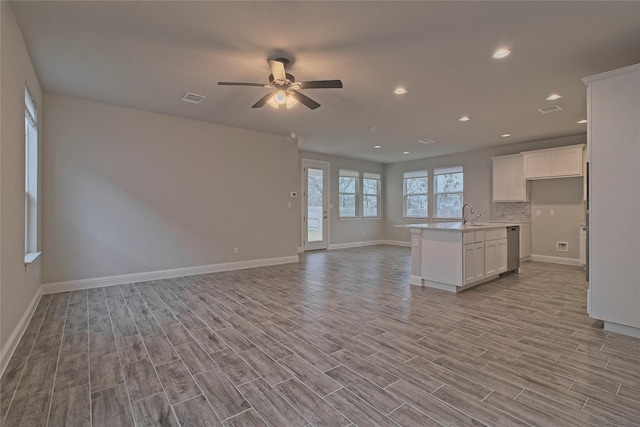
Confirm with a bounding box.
[401,222,517,292]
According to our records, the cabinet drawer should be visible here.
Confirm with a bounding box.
[463,231,485,244]
[485,228,507,241]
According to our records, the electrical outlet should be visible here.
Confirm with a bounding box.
[234,247,239,254]
[550,210,555,216]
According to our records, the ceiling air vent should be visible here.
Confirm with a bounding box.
[181,92,205,104]
[538,105,562,114]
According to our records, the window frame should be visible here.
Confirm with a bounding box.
[433,166,464,219]
[338,169,359,218]
[403,170,429,219]
[362,172,381,218]
[24,85,40,264]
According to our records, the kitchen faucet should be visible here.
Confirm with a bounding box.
[462,203,474,224]
[470,213,483,224]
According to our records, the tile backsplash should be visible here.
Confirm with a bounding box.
[493,202,531,221]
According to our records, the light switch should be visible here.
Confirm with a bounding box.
[550,210,555,216]
[536,210,542,216]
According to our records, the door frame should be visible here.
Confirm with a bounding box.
[301,159,330,251]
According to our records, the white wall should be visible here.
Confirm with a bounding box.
[298,151,385,247]
[0,2,43,354]
[383,134,587,243]
[42,94,299,284]
[530,178,584,260]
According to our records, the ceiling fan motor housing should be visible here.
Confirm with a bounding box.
[268,73,296,88]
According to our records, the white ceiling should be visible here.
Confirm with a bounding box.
[11,1,640,163]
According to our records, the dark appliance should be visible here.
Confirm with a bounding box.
[507,226,520,273]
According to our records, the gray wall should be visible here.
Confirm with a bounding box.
[383,134,587,243]
[42,94,299,284]
[298,151,385,247]
[530,178,585,259]
[1,2,43,352]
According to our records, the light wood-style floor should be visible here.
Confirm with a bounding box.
[2,245,640,426]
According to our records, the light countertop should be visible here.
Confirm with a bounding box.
[397,222,521,231]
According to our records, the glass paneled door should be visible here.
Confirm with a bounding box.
[303,160,329,250]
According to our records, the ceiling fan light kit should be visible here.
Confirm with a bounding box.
[218,58,343,110]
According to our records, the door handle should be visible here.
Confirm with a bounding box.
[323,212,328,219]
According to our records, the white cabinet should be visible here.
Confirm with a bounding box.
[523,150,551,178]
[484,228,507,277]
[416,225,514,292]
[523,145,585,179]
[463,229,507,285]
[492,154,529,202]
[485,238,507,276]
[583,63,640,335]
[463,235,485,286]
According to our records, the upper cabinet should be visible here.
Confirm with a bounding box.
[492,154,529,202]
[522,144,585,179]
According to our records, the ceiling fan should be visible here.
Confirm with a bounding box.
[217,58,343,110]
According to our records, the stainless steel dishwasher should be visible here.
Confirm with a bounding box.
[506,226,520,273]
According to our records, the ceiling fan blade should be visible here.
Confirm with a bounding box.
[298,80,343,89]
[252,92,275,108]
[290,90,321,110]
[268,59,287,84]
[218,82,270,87]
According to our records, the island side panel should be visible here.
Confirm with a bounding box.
[421,229,463,289]
[410,229,422,285]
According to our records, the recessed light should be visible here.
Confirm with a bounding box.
[403,151,410,155]
[577,119,588,124]
[546,94,562,101]
[374,145,382,149]
[501,133,512,138]
[492,48,511,59]
[418,139,435,145]
[458,116,471,122]
[394,87,407,95]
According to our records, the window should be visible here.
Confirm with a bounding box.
[403,170,428,218]
[362,172,381,217]
[24,86,39,262]
[338,169,359,217]
[434,166,463,218]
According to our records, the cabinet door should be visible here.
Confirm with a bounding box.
[507,156,527,201]
[463,244,477,285]
[523,152,551,178]
[473,243,485,281]
[550,146,583,177]
[486,239,508,276]
[485,240,497,276]
[495,239,508,274]
[463,243,484,285]
[492,157,509,201]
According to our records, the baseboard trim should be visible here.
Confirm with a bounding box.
[328,240,386,250]
[41,255,300,294]
[604,321,640,338]
[529,254,581,266]
[327,240,412,250]
[380,240,411,247]
[1,289,42,376]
